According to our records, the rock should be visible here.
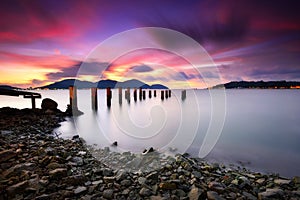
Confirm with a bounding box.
[35,194,51,200]
[139,187,153,196]
[103,176,115,184]
[150,196,164,200]
[256,178,265,184]
[63,175,87,186]
[293,176,300,184]
[112,141,118,146]
[258,188,284,200]
[71,156,84,166]
[274,178,291,185]
[120,179,131,186]
[138,177,147,185]
[103,189,114,199]
[159,182,177,190]
[41,98,58,111]
[243,191,257,200]
[207,191,226,200]
[146,171,159,183]
[49,168,67,179]
[0,149,16,162]
[47,162,62,170]
[6,180,29,198]
[102,168,113,176]
[74,186,87,195]
[188,186,203,200]
[208,181,225,193]
[3,162,36,178]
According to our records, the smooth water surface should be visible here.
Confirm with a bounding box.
[1,89,299,177]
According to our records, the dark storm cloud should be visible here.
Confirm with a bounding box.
[46,61,110,80]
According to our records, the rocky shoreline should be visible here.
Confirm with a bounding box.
[0,107,300,200]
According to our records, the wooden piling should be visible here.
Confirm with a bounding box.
[139,88,142,100]
[169,90,171,97]
[181,90,186,101]
[69,86,78,109]
[165,90,169,99]
[154,90,157,97]
[149,90,152,98]
[91,88,98,110]
[126,88,130,103]
[118,88,122,105]
[106,87,112,108]
[161,90,164,100]
[133,88,137,101]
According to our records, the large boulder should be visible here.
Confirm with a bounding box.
[41,98,58,111]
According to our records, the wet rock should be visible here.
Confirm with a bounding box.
[243,191,257,200]
[71,156,84,166]
[146,171,159,183]
[188,186,203,200]
[35,194,51,200]
[208,181,225,193]
[120,179,131,186]
[0,149,16,162]
[6,180,29,198]
[74,186,87,195]
[3,162,36,178]
[41,98,58,111]
[139,187,153,196]
[274,178,291,185]
[258,188,284,200]
[49,168,67,179]
[159,182,177,190]
[103,176,115,184]
[103,189,114,199]
[207,191,226,200]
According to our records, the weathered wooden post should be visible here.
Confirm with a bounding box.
[69,86,78,109]
[142,90,146,100]
[161,90,164,101]
[149,90,152,98]
[133,88,137,102]
[118,88,122,105]
[106,87,112,108]
[126,88,130,103]
[139,88,142,101]
[181,90,186,101]
[169,90,171,97]
[91,88,98,110]
[154,90,157,97]
[165,90,169,99]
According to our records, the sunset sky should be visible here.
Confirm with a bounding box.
[0,0,300,88]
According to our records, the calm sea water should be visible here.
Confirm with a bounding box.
[1,89,299,177]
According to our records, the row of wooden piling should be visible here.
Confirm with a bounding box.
[69,86,186,110]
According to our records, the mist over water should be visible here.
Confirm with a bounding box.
[1,89,300,177]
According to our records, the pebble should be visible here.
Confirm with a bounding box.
[0,107,299,200]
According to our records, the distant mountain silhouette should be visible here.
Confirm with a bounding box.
[212,80,300,89]
[149,84,168,89]
[37,79,169,89]
[0,85,21,90]
[39,79,95,89]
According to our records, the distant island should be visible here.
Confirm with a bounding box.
[36,79,168,90]
[212,80,300,89]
